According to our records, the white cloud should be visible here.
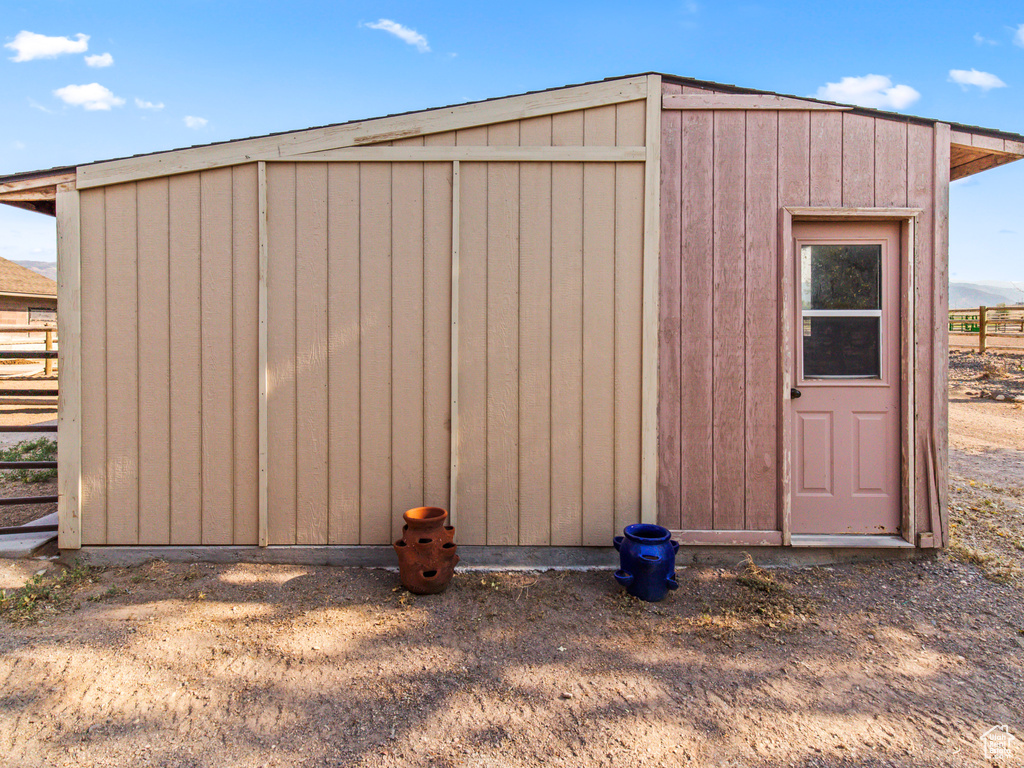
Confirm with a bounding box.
[1016,23,1024,48]
[973,32,998,46]
[949,68,1007,91]
[135,97,165,110]
[53,83,125,110]
[184,115,208,129]
[5,31,89,62]
[28,98,55,113]
[364,19,430,53]
[815,74,920,110]
[85,52,113,68]
[683,1,699,13]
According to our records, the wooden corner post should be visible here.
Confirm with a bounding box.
[640,74,662,525]
[56,183,82,549]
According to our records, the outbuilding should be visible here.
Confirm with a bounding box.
[2,73,1022,562]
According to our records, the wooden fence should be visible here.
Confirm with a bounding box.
[949,306,1024,353]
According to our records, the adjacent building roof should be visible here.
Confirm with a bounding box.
[2,72,1022,216]
[0,256,57,298]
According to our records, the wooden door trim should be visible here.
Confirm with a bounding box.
[778,208,920,547]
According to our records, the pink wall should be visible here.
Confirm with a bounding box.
[658,81,948,534]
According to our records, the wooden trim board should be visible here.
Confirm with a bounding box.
[640,74,662,525]
[784,207,923,220]
[76,77,649,189]
[449,160,461,528]
[0,172,76,196]
[257,161,269,547]
[933,122,951,547]
[280,147,645,163]
[900,216,917,545]
[778,208,794,546]
[779,207,919,547]
[663,94,851,111]
[56,185,82,550]
[671,530,783,546]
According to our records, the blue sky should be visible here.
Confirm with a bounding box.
[1,0,1022,282]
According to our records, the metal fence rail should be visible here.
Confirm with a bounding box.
[0,324,59,535]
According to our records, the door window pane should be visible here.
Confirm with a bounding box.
[801,245,881,310]
[803,316,880,378]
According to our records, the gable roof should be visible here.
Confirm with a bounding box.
[2,72,1022,214]
[0,256,57,297]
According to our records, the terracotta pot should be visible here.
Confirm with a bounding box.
[393,507,459,594]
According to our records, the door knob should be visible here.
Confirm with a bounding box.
[790,388,802,399]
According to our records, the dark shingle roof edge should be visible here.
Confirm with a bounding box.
[2,72,1022,185]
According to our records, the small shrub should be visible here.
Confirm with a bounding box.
[0,438,57,483]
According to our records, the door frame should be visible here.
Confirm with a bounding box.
[779,207,921,546]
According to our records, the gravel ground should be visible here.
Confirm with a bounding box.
[948,349,1024,400]
[0,357,1021,767]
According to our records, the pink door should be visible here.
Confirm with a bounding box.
[790,221,901,535]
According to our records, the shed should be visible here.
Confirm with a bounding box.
[2,73,1022,561]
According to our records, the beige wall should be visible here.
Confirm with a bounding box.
[80,167,260,545]
[657,82,949,535]
[78,101,649,547]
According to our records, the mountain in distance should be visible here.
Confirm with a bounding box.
[949,281,1024,309]
[12,260,56,282]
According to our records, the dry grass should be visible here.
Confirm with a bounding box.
[948,475,1024,584]
[0,561,101,623]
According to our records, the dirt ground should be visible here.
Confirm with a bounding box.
[0,356,1023,767]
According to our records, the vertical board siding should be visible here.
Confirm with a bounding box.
[875,121,908,208]
[84,106,645,548]
[295,163,329,544]
[842,113,875,207]
[613,102,645,537]
[809,112,843,207]
[391,151,426,541]
[80,189,107,545]
[168,173,202,544]
[104,183,139,544]
[581,105,617,545]
[518,117,553,545]
[266,163,298,545]
[485,122,521,545]
[326,163,362,544]
[422,142,455,515]
[743,111,779,531]
[358,162,393,544]
[232,165,260,545]
[777,112,810,209]
[456,127,489,545]
[200,168,235,545]
[660,91,939,538]
[136,178,171,544]
[711,111,747,530]
[677,108,716,530]
[550,112,585,546]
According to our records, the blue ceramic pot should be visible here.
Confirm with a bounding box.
[613,524,679,602]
